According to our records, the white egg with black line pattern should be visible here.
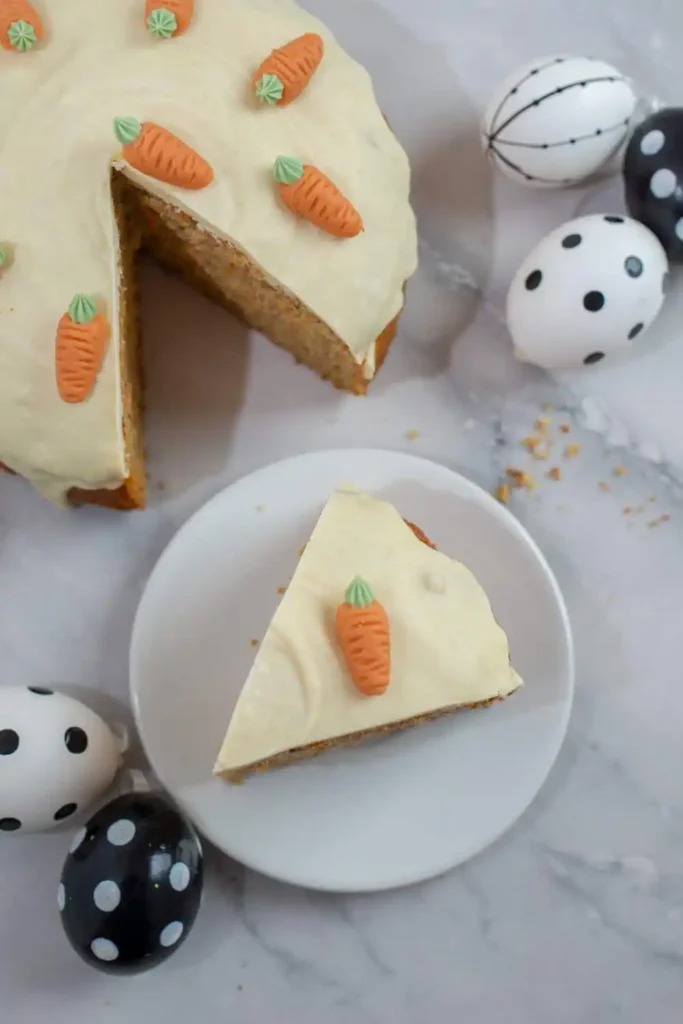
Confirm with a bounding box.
[483,56,638,187]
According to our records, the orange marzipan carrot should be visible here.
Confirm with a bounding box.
[335,577,391,697]
[114,117,213,190]
[253,33,324,106]
[0,0,44,51]
[145,0,194,36]
[55,295,109,405]
[274,157,362,239]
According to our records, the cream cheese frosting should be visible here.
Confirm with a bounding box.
[214,486,523,776]
[0,0,417,502]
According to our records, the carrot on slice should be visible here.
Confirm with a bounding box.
[335,577,391,697]
[0,0,44,51]
[145,0,194,38]
[253,32,324,106]
[55,295,110,405]
[273,156,362,239]
[114,117,214,190]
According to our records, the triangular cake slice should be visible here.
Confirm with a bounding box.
[213,485,523,781]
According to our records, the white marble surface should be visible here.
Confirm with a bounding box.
[2,0,683,1020]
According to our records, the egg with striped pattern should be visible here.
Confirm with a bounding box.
[483,56,637,188]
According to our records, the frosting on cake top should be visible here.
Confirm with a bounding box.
[0,0,417,502]
[213,486,523,776]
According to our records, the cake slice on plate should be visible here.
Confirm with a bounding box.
[213,486,523,782]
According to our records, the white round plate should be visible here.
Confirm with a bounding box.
[130,449,574,892]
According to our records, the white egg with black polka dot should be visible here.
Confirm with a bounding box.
[0,686,126,834]
[506,214,669,371]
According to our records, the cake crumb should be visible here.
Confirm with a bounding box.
[648,495,656,503]
[495,482,510,505]
[613,466,626,477]
[648,514,671,528]
[276,586,286,595]
[559,423,570,434]
[297,545,306,558]
[564,442,581,459]
[547,467,561,481]
[535,416,551,432]
[532,444,552,461]
[506,467,535,491]
[521,435,540,452]
[249,638,259,648]
[406,428,420,441]
[598,481,610,493]
[623,506,632,515]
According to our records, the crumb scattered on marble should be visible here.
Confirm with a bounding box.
[495,482,510,505]
[613,466,626,477]
[249,639,259,648]
[648,495,656,503]
[535,417,551,432]
[547,467,561,481]
[598,481,610,493]
[648,514,671,529]
[297,545,306,557]
[559,423,570,434]
[564,442,581,459]
[276,586,286,595]
[506,467,535,491]
[406,428,420,441]
[623,507,632,515]
[522,435,540,452]
[532,444,553,461]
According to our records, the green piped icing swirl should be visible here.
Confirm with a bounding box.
[147,8,178,38]
[8,20,36,52]
[273,155,304,185]
[344,577,375,609]
[68,295,97,325]
[255,74,284,106]
[113,117,142,146]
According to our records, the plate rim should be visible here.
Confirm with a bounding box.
[130,448,575,892]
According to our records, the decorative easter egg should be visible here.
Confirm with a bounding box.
[0,687,126,834]
[507,214,669,369]
[483,56,637,187]
[59,792,203,974]
[624,107,683,263]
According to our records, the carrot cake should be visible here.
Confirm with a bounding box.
[213,486,523,782]
[0,0,417,508]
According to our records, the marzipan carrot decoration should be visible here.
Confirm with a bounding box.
[145,0,194,38]
[0,0,44,51]
[55,295,110,405]
[405,520,437,550]
[273,156,362,239]
[335,577,391,697]
[114,117,214,190]
[253,33,324,106]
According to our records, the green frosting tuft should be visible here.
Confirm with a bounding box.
[8,20,37,52]
[344,577,375,609]
[147,8,178,38]
[113,117,142,146]
[255,74,284,106]
[0,250,6,269]
[273,156,304,186]
[68,295,97,325]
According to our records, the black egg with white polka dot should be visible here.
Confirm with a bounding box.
[624,107,683,262]
[59,792,203,974]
